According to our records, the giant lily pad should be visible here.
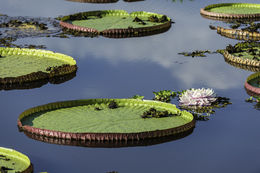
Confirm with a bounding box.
[0,147,33,173]
[200,3,260,19]
[245,72,260,97]
[59,10,172,38]
[0,47,77,87]
[18,99,195,142]
[222,42,260,68]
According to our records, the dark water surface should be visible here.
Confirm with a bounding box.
[1,0,260,172]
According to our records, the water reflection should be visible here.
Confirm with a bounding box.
[0,72,76,91]
[22,128,194,148]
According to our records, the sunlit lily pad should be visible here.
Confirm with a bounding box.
[18,99,195,141]
[59,10,172,38]
[0,47,77,87]
[0,147,33,173]
[222,42,260,68]
[245,72,260,97]
[200,3,260,19]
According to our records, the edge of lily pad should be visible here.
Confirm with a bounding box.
[224,58,260,72]
[222,50,260,68]
[59,10,172,38]
[18,99,195,141]
[245,72,260,97]
[22,128,194,148]
[217,26,260,41]
[200,3,260,19]
[0,147,33,173]
[0,47,77,86]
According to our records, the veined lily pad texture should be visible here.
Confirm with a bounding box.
[200,3,260,19]
[0,47,77,88]
[59,10,172,38]
[18,99,195,142]
[245,72,260,97]
[222,43,260,68]
[217,26,260,41]
[67,0,118,3]
[0,147,33,173]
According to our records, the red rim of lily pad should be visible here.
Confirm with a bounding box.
[200,3,260,20]
[18,99,195,142]
[59,10,172,38]
[22,128,194,148]
[217,26,260,41]
[245,72,260,97]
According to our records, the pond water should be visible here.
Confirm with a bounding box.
[1,0,260,172]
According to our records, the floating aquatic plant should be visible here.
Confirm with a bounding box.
[141,108,181,119]
[153,90,176,102]
[179,88,217,107]
[178,50,213,57]
[131,95,144,100]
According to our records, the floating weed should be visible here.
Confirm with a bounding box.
[141,108,181,119]
[178,50,213,57]
[153,90,176,102]
[95,107,102,111]
[131,95,144,100]
[245,96,260,110]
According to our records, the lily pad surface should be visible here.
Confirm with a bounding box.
[59,10,172,38]
[18,99,195,141]
[245,72,260,97]
[0,147,33,173]
[0,47,77,87]
[200,3,260,19]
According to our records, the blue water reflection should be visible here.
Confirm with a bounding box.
[1,0,260,172]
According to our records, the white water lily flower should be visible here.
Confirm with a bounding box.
[179,88,217,106]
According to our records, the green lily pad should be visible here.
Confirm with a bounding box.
[18,99,195,141]
[0,147,33,173]
[245,72,260,97]
[59,10,172,38]
[200,3,260,19]
[0,47,77,86]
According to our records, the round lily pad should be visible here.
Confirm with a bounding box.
[59,10,172,38]
[0,147,33,173]
[245,72,260,97]
[67,0,118,3]
[0,47,77,87]
[200,3,260,19]
[222,42,260,68]
[18,99,195,141]
[217,26,260,41]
